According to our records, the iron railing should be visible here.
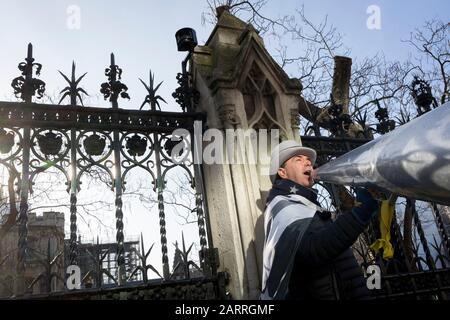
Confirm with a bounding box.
[0,43,225,299]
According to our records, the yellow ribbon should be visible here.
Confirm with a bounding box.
[370,200,395,260]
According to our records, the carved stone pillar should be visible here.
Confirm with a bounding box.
[290,108,301,142]
[191,9,303,299]
[332,56,352,114]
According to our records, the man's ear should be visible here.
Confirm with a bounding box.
[277,167,287,179]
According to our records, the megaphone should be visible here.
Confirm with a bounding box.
[314,102,450,206]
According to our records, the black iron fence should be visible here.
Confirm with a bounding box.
[0,43,226,299]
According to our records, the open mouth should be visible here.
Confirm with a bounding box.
[303,170,312,177]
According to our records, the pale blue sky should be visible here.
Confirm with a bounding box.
[0,0,448,109]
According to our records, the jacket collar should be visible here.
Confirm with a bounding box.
[266,178,320,207]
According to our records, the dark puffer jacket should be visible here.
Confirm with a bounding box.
[288,210,371,300]
[261,179,378,300]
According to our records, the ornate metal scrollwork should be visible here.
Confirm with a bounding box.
[28,129,71,195]
[139,70,167,111]
[11,43,46,102]
[374,100,395,134]
[125,134,147,157]
[327,100,352,137]
[127,234,162,283]
[411,76,438,115]
[119,132,156,192]
[100,53,130,107]
[37,130,63,156]
[83,133,106,156]
[76,131,114,190]
[1,43,218,299]
[58,61,88,106]
[170,234,202,280]
[172,71,199,112]
[159,134,192,169]
[163,136,184,159]
[0,128,15,154]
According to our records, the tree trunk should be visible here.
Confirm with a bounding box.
[403,198,417,271]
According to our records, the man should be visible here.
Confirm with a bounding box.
[261,140,379,300]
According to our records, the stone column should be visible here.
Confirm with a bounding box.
[190,10,303,299]
[199,88,264,299]
[332,56,352,114]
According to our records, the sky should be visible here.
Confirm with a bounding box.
[0,0,448,107]
[0,0,448,278]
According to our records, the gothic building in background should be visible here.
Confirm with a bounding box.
[0,211,65,297]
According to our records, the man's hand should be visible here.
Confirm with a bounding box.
[353,187,379,220]
[336,185,356,212]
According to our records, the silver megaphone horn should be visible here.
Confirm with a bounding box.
[314,101,450,206]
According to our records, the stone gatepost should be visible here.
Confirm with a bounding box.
[191,10,303,299]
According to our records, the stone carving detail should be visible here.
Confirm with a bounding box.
[218,104,240,127]
[290,109,301,129]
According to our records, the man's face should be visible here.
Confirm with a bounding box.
[277,154,314,187]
